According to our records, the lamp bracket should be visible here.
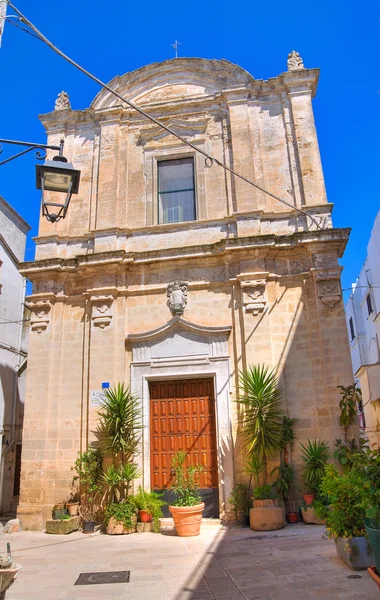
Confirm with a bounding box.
[0,138,64,167]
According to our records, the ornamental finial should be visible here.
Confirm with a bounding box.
[54,91,71,111]
[287,50,305,71]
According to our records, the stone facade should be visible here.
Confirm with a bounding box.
[18,55,353,529]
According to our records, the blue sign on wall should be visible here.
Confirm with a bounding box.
[101,382,110,389]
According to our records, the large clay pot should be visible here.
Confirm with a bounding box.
[250,506,285,531]
[169,503,204,537]
[301,506,325,525]
[67,502,79,517]
[106,516,136,535]
[368,566,380,592]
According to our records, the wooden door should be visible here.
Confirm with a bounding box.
[149,379,218,491]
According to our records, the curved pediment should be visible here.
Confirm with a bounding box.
[127,316,231,343]
[91,58,253,110]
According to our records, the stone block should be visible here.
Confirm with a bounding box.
[45,517,80,535]
[136,522,153,533]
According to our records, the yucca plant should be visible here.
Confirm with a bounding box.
[119,462,141,497]
[238,365,284,484]
[300,439,330,495]
[101,464,122,504]
[98,383,143,463]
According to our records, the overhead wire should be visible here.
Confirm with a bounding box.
[6,1,323,231]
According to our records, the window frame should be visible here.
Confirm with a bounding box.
[366,293,374,317]
[157,156,197,225]
[349,316,356,342]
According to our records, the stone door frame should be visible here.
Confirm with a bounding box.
[127,317,233,518]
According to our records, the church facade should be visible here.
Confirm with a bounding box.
[19,53,353,529]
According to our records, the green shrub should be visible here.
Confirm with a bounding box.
[133,487,167,533]
[300,439,330,495]
[228,483,250,515]
[170,451,205,507]
[104,500,137,529]
[253,485,274,500]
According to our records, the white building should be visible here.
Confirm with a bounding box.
[0,196,30,515]
[345,211,380,444]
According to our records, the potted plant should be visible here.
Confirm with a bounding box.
[318,464,374,570]
[66,489,80,517]
[169,450,205,537]
[238,365,285,531]
[133,486,167,532]
[300,439,329,523]
[97,383,143,535]
[333,384,363,472]
[228,483,250,526]
[73,447,103,533]
[276,463,297,523]
[353,446,380,574]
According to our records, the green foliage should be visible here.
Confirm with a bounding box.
[73,447,103,504]
[133,487,167,533]
[337,384,361,442]
[280,416,296,452]
[245,454,265,488]
[334,438,366,472]
[352,446,380,527]
[275,463,295,512]
[104,499,137,529]
[101,462,141,504]
[319,464,366,539]
[299,439,330,495]
[170,450,205,507]
[228,483,250,516]
[101,464,122,503]
[59,514,72,521]
[97,383,143,462]
[119,462,141,496]
[238,365,284,482]
[252,485,274,500]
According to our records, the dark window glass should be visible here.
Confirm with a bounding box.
[349,317,355,341]
[366,294,374,316]
[158,158,196,224]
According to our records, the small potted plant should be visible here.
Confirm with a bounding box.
[318,464,374,570]
[79,502,100,534]
[228,483,250,526]
[133,487,167,532]
[276,463,297,523]
[104,499,137,535]
[66,489,80,517]
[169,450,205,537]
[300,439,329,523]
[73,447,103,533]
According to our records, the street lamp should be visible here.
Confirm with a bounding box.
[0,138,81,223]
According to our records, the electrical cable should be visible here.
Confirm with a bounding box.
[6,1,323,231]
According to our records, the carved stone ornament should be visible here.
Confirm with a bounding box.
[54,91,71,111]
[90,295,114,328]
[238,273,269,316]
[167,281,188,316]
[287,50,305,71]
[314,269,342,308]
[28,301,52,333]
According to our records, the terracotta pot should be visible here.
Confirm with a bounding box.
[106,516,136,535]
[253,499,278,508]
[67,502,79,517]
[368,566,380,592]
[139,510,152,523]
[169,503,204,537]
[287,512,298,523]
[250,506,285,531]
[303,494,315,506]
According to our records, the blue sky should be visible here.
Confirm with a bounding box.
[0,0,379,296]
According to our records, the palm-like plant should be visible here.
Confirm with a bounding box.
[337,384,360,443]
[119,462,141,497]
[98,383,143,463]
[101,464,122,504]
[300,439,330,495]
[238,365,284,484]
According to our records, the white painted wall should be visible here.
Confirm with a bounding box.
[0,196,30,514]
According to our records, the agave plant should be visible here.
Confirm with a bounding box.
[300,439,330,495]
[97,383,143,463]
[101,464,122,503]
[119,462,141,497]
[238,365,284,483]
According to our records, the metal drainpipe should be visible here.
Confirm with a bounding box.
[0,276,26,515]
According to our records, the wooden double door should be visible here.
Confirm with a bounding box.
[149,378,219,517]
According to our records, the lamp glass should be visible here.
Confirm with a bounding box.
[43,170,73,192]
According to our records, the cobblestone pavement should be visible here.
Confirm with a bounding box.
[2,523,379,600]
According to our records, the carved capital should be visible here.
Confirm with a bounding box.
[26,293,56,333]
[84,287,117,329]
[167,281,188,316]
[237,272,269,316]
[312,268,342,308]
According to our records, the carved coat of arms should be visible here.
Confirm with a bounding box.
[167,281,188,315]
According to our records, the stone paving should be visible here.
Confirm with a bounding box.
[2,523,379,600]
